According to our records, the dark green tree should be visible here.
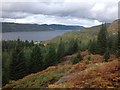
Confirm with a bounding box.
[107,36,113,53]
[103,49,110,62]
[9,39,26,80]
[73,39,79,53]
[25,40,29,47]
[44,44,57,67]
[56,38,65,62]
[88,39,97,54]
[97,24,108,55]
[30,45,43,73]
[117,23,120,57]
[66,39,78,55]
[24,48,32,74]
[2,52,11,86]
[30,40,34,47]
[112,37,118,54]
[71,57,79,64]
[71,51,83,64]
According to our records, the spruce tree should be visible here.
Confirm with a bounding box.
[97,24,107,55]
[73,39,78,53]
[117,28,120,57]
[30,40,34,47]
[44,44,57,67]
[66,39,78,55]
[103,49,110,62]
[2,52,11,85]
[25,40,29,47]
[107,36,113,53]
[88,39,92,50]
[56,38,65,62]
[9,39,26,80]
[30,45,43,73]
[112,37,118,54]
[88,39,97,54]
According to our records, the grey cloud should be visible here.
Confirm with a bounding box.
[2,11,32,19]
[1,1,118,23]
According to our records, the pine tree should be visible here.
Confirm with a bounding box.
[30,40,34,47]
[25,40,29,47]
[88,39,92,49]
[112,37,118,54]
[88,39,97,54]
[30,45,43,73]
[56,38,65,62]
[107,36,113,53]
[97,24,107,55]
[44,44,57,67]
[117,28,120,57]
[103,49,110,62]
[2,52,11,85]
[66,39,78,55]
[9,39,26,80]
[73,39,78,53]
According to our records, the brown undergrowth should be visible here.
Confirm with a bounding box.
[3,52,120,88]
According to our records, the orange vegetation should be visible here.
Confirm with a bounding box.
[3,52,120,88]
[48,54,120,88]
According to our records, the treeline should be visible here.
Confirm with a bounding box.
[2,23,120,86]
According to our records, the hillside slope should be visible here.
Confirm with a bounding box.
[107,19,120,33]
[45,23,110,44]
[3,52,120,88]
[45,19,119,44]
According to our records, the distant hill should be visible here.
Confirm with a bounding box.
[44,23,110,44]
[1,22,84,32]
[107,19,120,33]
[82,23,110,34]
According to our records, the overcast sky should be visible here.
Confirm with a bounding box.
[1,0,119,27]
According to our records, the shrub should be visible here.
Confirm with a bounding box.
[71,57,80,64]
[84,55,91,61]
[85,60,89,64]
[76,52,83,60]
[71,52,83,64]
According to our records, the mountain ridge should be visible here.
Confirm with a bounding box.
[1,22,84,32]
[107,19,120,32]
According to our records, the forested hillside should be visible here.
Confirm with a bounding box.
[44,23,110,45]
[2,19,120,88]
